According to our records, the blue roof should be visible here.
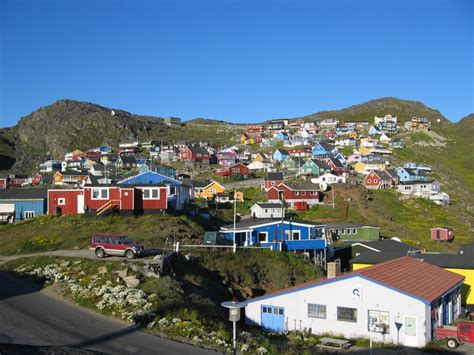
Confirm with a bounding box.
[118,171,182,185]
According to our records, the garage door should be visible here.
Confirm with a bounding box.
[261,305,285,332]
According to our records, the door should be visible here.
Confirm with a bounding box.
[77,194,84,214]
[261,305,285,332]
[403,316,417,346]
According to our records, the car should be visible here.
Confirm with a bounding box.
[89,234,145,259]
[434,321,474,349]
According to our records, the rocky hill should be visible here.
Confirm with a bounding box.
[0,97,469,174]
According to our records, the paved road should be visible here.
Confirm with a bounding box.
[0,271,218,354]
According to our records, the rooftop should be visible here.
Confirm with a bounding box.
[248,257,464,304]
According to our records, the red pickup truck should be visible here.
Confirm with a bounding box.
[434,321,474,348]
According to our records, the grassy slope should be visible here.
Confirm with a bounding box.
[0,214,206,255]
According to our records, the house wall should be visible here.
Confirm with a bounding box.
[0,200,46,222]
[120,188,135,211]
[48,190,83,215]
[245,275,430,347]
[84,187,121,210]
[136,187,167,211]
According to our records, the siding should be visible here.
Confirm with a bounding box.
[0,200,46,222]
[48,190,83,215]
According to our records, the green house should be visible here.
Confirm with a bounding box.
[281,157,305,171]
[325,222,380,243]
[299,158,331,176]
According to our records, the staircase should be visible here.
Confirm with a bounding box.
[96,200,120,216]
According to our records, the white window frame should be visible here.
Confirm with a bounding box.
[308,304,327,319]
[257,232,268,243]
[285,230,300,241]
[337,307,357,323]
[142,188,160,200]
[23,211,35,219]
[368,310,390,333]
[58,198,66,206]
[92,188,109,200]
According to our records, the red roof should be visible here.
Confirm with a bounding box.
[249,257,464,304]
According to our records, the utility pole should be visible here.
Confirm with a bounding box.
[233,188,237,252]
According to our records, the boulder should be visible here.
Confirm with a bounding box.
[123,276,140,288]
[98,266,108,274]
[116,268,128,278]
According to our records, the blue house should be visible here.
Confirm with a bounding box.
[220,219,326,255]
[275,132,288,141]
[368,126,380,136]
[0,188,48,223]
[153,164,177,179]
[395,167,429,182]
[312,142,334,157]
[273,149,289,162]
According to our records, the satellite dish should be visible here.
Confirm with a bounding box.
[385,161,390,166]
[111,110,115,116]
[436,118,441,123]
[319,182,328,191]
[391,237,401,242]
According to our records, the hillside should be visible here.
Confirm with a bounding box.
[0,99,241,172]
[302,97,452,130]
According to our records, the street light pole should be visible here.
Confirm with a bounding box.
[221,299,245,355]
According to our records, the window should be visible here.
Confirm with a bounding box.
[23,211,35,219]
[152,189,159,198]
[258,232,268,243]
[310,191,317,195]
[143,189,150,198]
[374,179,378,183]
[352,228,357,234]
[308,304,326,318]
[58,198,65,206]
[346,229,351,234]
[263,306,268,313]
[368,310,390,333]
[295,191,300,195]
[337,307,357,322]
[367,179,371,183]
[302,192,306,196]
[285,230,300,241]
[92,188,108,199]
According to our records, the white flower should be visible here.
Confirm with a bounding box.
[257,346,268,354]
[241,344,250,352]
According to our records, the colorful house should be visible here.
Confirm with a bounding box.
[215,163,249,180]
[431,227,454,242]
[299,158,331,176]
[263,172,284,190]
[194,180,225,199]
[281,156,305,171]
[312,142,335,157]
[395,167,429,182]
[53,171,89,186]
[267,181,321,210]
[0,188,48,222]
[118,171,192,211]
[363,170,398,189]
[219,218,326,253]
[272,149,289,162]
[324,222,380,243]
[179,145,210,163]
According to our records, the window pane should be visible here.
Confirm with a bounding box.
[337,307,357,322]
[93,189,99,198]
[101,189,108,198]
[143,189,150,198]
[263,307,267,313]
[152,189,159,198]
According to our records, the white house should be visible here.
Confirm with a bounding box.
[397,180,440,196]
[247,160,274,172]
[243,257,463,348]
[374,114,397,125]
[311,173,346,185]
[250,202,285,219]
[379,133,392,143]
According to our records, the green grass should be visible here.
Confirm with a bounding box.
[0,214,206,256]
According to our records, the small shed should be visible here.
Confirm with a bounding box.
[431,227,454,242]
[0,188,48,222]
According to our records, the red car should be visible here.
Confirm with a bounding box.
[434,321,474,348]
[89,234,145,259]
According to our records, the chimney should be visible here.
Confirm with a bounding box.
[327,260,341,279]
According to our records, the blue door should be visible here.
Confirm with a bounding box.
[442,300,449,325]
[261,305,285,332]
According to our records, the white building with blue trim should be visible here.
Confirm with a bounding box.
[243,257,463,347]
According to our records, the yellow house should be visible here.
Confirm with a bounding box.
[194,181,225,199]
[234,191,244,202]
[254,153,266,162]
[349,131,358,139]
[354,162,386,174]
[358,146,375,155]
[351,256,474,306]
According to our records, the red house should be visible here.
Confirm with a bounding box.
[179,145,210,163]
[216,163,249,179]
[267,181,320,210]
[246,125,264,134]
[325,157,347,174]
[264,172,284,190]
[48,189,85,215]
[431,227,454,242]
[0,175,8,189]
[288,148,312,157]
[83,185,167,216]
[363,170,398,190]
[324,130,337,140]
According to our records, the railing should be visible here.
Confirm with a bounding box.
[96,199,120,216]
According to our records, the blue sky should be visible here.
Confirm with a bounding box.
[0,0,472,127]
